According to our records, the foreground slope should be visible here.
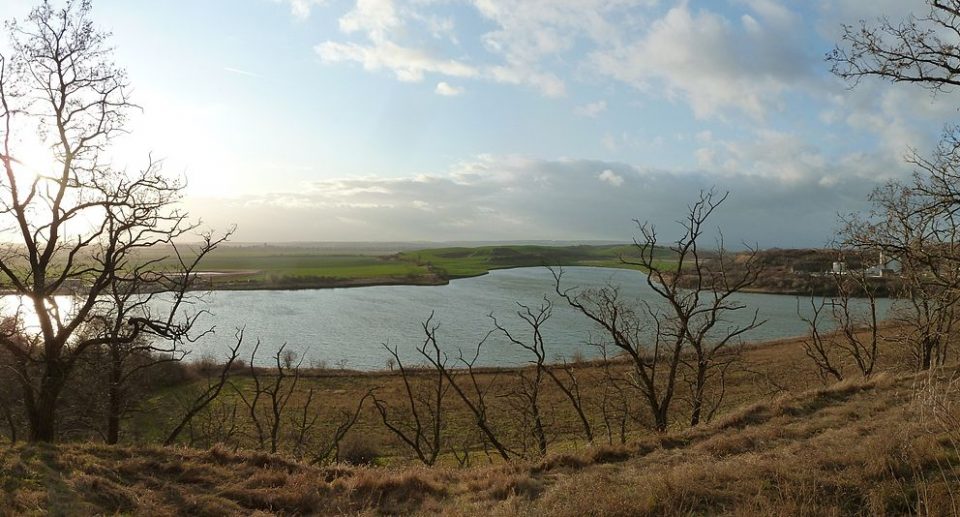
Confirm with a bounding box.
[2,369,957,516]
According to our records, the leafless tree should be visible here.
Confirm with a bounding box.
[308,391,372,465]
[829,0,960,92]
[163,330,242,446]
[372,343,448,465]
[491,302,551,456]
[800,295,846,383]
[417,314,513,461]
[830,0,960,371]
[844,183,960,370]
[92,233,225,444]
[834,261,883,377]
[554,271,677,432]
[594,341,630,445]
[233,342,305,453]
[799,255,883,383]
[0,1,230,442]
[556,190,763,430]
[546,356,594,443]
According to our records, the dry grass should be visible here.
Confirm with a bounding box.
[2,366,959,515]
[134,327,911,464]
[0,326,953,515]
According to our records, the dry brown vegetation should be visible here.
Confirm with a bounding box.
[128,327,910,461]
[1,362,958,516]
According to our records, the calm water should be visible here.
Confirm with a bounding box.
[168,267,893,370]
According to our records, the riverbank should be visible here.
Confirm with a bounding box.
[176,243,655,292]
[173,244,894,298]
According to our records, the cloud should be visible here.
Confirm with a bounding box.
[598,169,624,186]
[435,81,464,96]
[590,3,814,119]
[223,67,261,78]
[187,154,883,247]
[317,40,478,82]
[305,0,943,124]
[273,0,326,20]
[575,100,607,117]
[338,0,399,42]
[312,0,582,96]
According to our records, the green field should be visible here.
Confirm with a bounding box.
[136,243,676,290]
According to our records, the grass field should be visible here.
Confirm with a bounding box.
[128,243,675,290]
[124,327,915,464]
[2,339,956,515]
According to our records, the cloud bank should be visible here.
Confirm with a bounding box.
[189,154,881,247]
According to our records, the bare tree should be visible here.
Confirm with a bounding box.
[629,192,763,426]
[372,343,448,465]
[799,295,846,383]
[163,330,242,446]
[595,342,630,444]
[546,356,594,443]
[800,254,883,382]
[0,1,229,442]
[829,0,960,92]
[417,315,513,462]
[556,190,762,430]
[554,272,678,432]
[308,391,371,465]
[491,302,550,456]
[92,234,225,444]
[233,342,305,453]
[830,0,960,371]
[844,183,960,370]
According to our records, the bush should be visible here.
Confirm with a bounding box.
[339,436,380,466]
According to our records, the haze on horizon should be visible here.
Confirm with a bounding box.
[0,0,947,248]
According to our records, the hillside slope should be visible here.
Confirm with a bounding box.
[2,370,956,516]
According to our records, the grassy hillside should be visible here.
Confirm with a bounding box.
[396,244,672,278]
[123,243,673,290]
[2,370,956,515]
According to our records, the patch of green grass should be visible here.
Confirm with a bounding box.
[400,244,674,278]
[122,243,676,290]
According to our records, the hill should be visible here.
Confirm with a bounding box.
[1,369,955,515]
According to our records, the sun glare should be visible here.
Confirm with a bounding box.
[10,140,53,188]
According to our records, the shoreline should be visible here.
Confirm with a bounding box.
[0,264,894,298]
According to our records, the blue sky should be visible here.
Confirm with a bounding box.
[0,0,953,246]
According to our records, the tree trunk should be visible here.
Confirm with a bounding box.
[29,387,60,442]
[2,405,16,444]
[690,363,707,427]
[921,337,934,371]
[107,345,123,445]
[654,406,668,433]
[533,412,547,457]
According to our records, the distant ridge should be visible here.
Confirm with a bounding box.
[219,240,629,250]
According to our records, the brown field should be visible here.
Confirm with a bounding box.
[2,325,957,515]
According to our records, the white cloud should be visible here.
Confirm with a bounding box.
[816,0,926,39]
[274,0,326,20]
[312,0,591,96]
[186,154,881,247]
[224,67,261,78]
[695,147,716,169]
[575,100,607,117]
[590,3,812,119]
[316,40,478,82]
[339,0,399,42]
[435,81,464,96]
[738,0,796,26]
[598,169,624,186]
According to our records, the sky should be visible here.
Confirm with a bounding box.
[0,0,955,247]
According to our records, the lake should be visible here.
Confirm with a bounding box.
[170,266,893,370]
